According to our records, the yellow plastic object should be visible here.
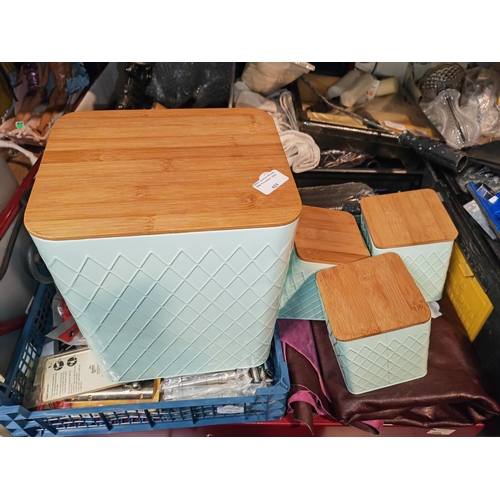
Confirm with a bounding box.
[444,243,493,341]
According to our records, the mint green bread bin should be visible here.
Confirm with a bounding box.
[25,108,303,382]
[360,189,458,302]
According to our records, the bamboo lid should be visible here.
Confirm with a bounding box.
[316,253,431,342]
[360,189,458,249]
[25,109,302,241]
[295,206,370,265]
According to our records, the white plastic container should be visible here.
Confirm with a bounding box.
[340,73,376,108]
[325,69,362,100]
[25,109,302,382]
[317,253,432,395]
[278,206,370,320]
[360,189,458,302]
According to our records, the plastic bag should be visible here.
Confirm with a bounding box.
[420,89,480,149]
[317,149,373,169]
[461,67,500,139]
[160,368,268,402]
[24,348,118,409]
[298,182,376,216]
[456,165,500,193]
[145,62,233,109]
[241,62,315,96]
[463,200,498,240]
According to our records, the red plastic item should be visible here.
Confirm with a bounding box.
[0,315,27,337]
[87,415,485,437]
[0,156,40,241]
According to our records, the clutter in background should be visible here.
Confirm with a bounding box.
[409,63,500,149]
[467,182,500,241]
[298,182,375,216]
[316,149,373,169]
[325,69,399,107]
[234,80,320,173]
[0,63,89,146]
[354,62,410,82]
[456,164,500,193]
[463,200,498,240]
[2,61,500,437]
[457,166,500,241]
[296,69,470,174]
[145,62,234,109]
[241,62,315,96]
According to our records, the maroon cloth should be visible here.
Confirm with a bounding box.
[279,318,383,434]
[284,296,500,434]
[278,319,330,399]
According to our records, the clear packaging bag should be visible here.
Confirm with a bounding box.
[463,200,498,240]
[160,368,268,402]
[317,149,372,169]
[241,62,315,96]
[456,165,500,193]
[24,348,120,409]
[420,89,480,149]
[461,67,500,139]
[298,182,376,216]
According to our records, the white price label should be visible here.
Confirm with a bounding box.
[252,170,289,195]
[216,405,244,415]
[489,195,498,204]
[427,428,456,435]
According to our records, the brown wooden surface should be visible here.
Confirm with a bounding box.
[316,253,431,341]
[25,109,302,241]
[360,189,458,249]
[295,206,370,264]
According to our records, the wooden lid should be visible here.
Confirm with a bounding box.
[295,206,370,265]
[316,253,431,341]
[360,189,458,249]
[25,109,302,241]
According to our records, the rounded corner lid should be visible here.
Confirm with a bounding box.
[24,109,302,241]
[295,206,370,265]
[316,252,431,341]
[360,189,458,249]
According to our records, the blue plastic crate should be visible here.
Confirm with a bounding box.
[0,283,56,407]
[0,284,290,437]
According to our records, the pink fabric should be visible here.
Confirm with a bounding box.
[278,319,330,401]
[279,318,384,433]
[288,388,330,417]
[362,420,384,433]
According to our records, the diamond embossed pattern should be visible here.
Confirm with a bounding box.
[361,215,453,302]
[33,224,297,381]
[278,248,331,320]
[321,298,430,394]
[279,273,325,320]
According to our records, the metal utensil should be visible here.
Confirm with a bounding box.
[419,64,469,147]
[299,76,468,172]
